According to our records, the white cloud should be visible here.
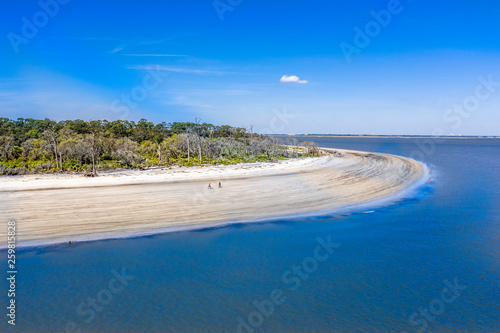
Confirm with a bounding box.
[280,75,308,84]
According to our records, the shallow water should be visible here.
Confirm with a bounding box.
[1,137,499,332]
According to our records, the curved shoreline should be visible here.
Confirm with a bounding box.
[0,149,428,249]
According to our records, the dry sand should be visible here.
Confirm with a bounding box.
[0,149,426,248]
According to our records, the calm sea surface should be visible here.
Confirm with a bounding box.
[1,137,499,332]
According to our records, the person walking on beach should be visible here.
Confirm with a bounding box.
[218,181,222,188]
[208,183,212,189]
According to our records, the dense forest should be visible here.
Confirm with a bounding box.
[0,118,319,175]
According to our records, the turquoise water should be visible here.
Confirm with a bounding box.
[2,138,499,332]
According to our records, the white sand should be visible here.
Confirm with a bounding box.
[0,149,426,248]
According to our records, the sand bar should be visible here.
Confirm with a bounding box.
[0,149,426,248]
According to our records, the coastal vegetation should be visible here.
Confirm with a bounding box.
[0,117,318,175]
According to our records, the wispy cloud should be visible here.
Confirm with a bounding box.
[280,75,308,84]
[46,36,131,42]
[45,36,183,54]
[167,96,212,108]
[110,37,185,54]
[127,65,235,75]
[111,47,125,53]
[121,54,189,57]
[163,88,258,96]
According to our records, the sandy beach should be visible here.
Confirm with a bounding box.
[0,149,426,248]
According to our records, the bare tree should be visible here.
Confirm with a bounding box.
[186,128,190,162]
[194,117,202,163]
[250,125,254,157]
[302,141,319,156]
[88,121,100,176]
[112,138,142,166]
[90,130,97,175]
[43,123,61,170]
[208,129,213,162]
[153,135,163,161]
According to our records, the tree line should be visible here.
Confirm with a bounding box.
[0,117,318,175]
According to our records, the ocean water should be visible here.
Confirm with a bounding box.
[1,137,499,333]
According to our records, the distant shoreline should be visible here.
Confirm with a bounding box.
[271,134,500,139]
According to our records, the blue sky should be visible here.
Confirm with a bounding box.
[1,0,499,135]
